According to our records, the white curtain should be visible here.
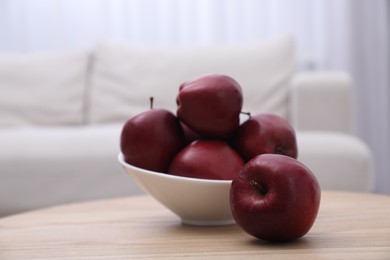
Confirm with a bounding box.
[0,0,389,194]
[348,0,390,194]
[0,0,347,67]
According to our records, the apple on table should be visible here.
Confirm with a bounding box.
[230,154,321,242]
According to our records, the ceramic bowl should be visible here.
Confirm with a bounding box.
[118,153,234,226]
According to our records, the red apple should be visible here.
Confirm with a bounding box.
[230,154,321,242]
[176,74,243,139]
[168,140,244,180]
[231,113,298,162]
[120,107,185,173]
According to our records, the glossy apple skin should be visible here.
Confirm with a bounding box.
[120,109,185,173]
[176,74,243,139]
[230,154,321,242]
[231,113,298,162]
[168,140,244,180]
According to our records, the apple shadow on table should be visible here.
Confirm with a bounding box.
[152,220,320,254]
[247,236,313,249]
[163,222,310,243]
[159,221,241,236]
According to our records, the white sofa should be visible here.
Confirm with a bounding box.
[0,36,374,217]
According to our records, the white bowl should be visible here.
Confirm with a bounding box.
[118,153,234,226]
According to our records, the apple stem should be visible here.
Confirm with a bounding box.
[150,97,154,110]
[250,180,268,195]
[240,111,251,118]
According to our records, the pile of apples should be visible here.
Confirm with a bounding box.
[120,74,321,242]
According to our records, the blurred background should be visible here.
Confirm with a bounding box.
[0,0,389,194]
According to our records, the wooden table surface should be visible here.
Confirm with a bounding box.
[0,191,389,259]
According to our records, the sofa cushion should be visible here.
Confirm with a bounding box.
[0,125,143,216]
[0,50,90,126]
[89,36,295,124]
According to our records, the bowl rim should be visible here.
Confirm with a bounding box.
[118,153,232,184]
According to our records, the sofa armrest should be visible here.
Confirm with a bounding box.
[288,72,354,133]
[297,132,375,192]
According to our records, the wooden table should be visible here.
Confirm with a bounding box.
[0,191,389,259]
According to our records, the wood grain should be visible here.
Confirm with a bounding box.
[0,191,389,259]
